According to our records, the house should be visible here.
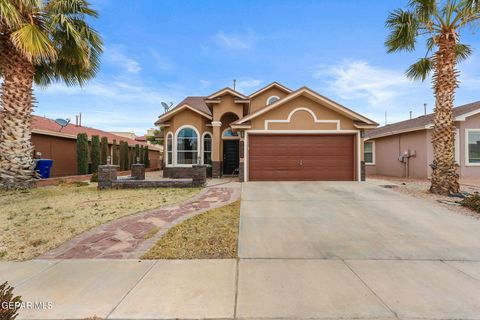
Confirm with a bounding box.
[364,101,480,179]
[32,115,162,177]
[155,82,378,181]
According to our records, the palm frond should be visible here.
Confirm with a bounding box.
[406,57,433,81]
[0,0,23,29]
[10,23,57,62]
[385,9,419,53]
[455,43,473,62]
[409,0,437,22]
[46,0,98,18]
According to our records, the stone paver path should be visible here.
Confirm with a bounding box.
[41,184,240,259]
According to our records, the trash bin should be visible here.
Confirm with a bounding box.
[35,159,54,179]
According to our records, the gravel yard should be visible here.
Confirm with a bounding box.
[368,175,480,219]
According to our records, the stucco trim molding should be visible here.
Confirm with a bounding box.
[456,109,480,121]
[248,82,292,98]
[174,125,201,167]
[211,121,222,127]
[364,140,376,166]
[465,128,480,166]
[264,107,341,130]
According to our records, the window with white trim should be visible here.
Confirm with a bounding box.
[203,133,212,165]
[364,141,375,165]
[223,128,238,137]
[166,133,173,165]
[266,95,280,105]
[176,127,198,165]
[467,129,480,164]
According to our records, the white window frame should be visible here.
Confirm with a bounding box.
[174,125,200,167]
[465,128,480,166]
[454,128,460,164]
[165,132,173,167]
[201,132,213,165]
[266,95,280,105]
[364,140,375,165]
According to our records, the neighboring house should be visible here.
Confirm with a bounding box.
[32,115,162,177]
[364,101,480,179]
[155,82,378,181]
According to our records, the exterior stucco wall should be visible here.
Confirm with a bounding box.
[249,96,356,130]
[249,87,290,113]
[366,130,428,178]
[212,94,244,121]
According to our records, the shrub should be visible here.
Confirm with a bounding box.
[76,133,89,175]
[91,135,100,173]
[112,139,119,165]
[100,137,108,165]
[460,194,480,213]
[129,146,134,168]
[144,146,150,168]
[0,281,22,320]
[119,141,126,171]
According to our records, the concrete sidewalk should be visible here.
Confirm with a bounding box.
[1,258,480,319]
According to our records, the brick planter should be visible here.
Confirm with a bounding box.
[98,165,119,190]
[131,164,145,180]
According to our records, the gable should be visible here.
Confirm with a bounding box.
[248,95,357,131]
[250,86,291,113]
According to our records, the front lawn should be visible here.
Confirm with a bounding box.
[0,183,200,260]
[142,200,240,259]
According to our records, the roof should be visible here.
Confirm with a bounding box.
[32,115,159,150]
[207,87,248,100]
[234,86,378,126]
[248,82,292,98]
[135,135,147,142]
[366,101,480,139]
[155,96,211,125]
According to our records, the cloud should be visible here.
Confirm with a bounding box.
[213,29,255,50]
[149,49,175,71]
[104,45,141,74]
[313,60,414,107]
[234,78,263,93]
[199,80,211,89]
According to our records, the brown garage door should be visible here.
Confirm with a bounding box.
[248,134,355,181]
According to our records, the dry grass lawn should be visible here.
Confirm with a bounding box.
[0,182,200,261]
[142,200,240,259]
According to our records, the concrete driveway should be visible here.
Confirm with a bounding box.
[239,181,480,260]
[3,181,480,319]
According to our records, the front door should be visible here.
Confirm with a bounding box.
[223,140,239,175]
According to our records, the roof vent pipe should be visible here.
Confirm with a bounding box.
[424,103,427,115]
[410,111,412,119]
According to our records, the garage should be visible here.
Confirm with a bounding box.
[248,134,355,181]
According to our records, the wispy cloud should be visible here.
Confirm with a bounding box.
[149,49,175,71]
[104,45,141,74]
[213,29,255,50]
[199,79,211,89]
[314,60,413,107]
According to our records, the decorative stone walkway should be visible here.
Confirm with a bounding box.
[41,184,241,259]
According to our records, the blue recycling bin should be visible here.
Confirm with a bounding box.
[35,159,54,179]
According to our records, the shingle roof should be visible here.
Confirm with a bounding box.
[155,96,211,125]
[366,101,480,139]
[32,115,153,148]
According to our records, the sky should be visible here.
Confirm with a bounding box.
[34,0,480,135]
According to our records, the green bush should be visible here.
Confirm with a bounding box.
[76,133,89,175]
[90,135,100,173]
[144,146,150,168]
[119,141,129,171]
[112,139,119,165]
[460,194,480,213]
[129,146,134,168]
[0,281,22,320]
[100,136,108,165]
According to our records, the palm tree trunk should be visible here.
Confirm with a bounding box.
[430,33,460,195]
[0,35,36,189]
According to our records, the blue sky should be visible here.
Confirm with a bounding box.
[35,0,480,134]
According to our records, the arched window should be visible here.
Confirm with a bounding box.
[166,132,173,166]
[266,95,280,105]
[202,133,212,165]
[176,126,198,165]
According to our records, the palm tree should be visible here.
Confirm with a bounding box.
[0,0,102,189]
[385,0,479,195]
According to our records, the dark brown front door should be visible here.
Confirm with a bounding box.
[248,134,355,181]
[223,140,239,175]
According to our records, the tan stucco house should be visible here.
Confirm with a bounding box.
[155,82,378,181]
[365,102,480,179]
